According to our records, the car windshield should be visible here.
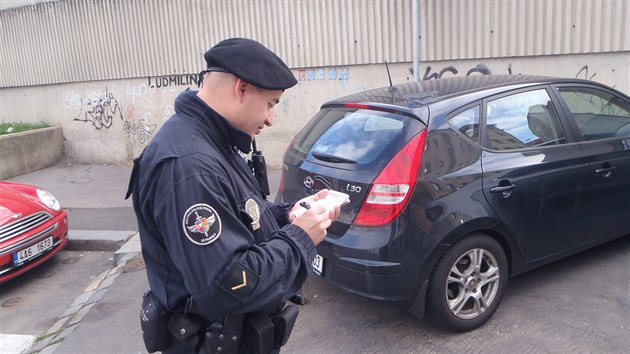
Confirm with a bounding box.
[292,108,410,165]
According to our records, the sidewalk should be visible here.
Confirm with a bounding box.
[4,160,281,353]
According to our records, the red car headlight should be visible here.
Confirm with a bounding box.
[36,189,61,211]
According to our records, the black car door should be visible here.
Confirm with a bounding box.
[481,86,594,261]
[552,84,630,240]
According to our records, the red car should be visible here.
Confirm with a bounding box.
[0,181,68,283]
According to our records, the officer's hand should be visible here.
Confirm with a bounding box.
[289,189,340,223]
[290,189,340,245]
[291,204,333,246]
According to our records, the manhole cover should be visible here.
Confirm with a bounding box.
[1,297,22,307]
[62,257,80,264]
[123,256,145,273]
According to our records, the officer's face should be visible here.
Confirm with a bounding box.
[237,84,283,137]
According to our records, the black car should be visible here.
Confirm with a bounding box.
[276,75,630,331]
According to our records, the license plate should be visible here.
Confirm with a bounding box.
[312,254,324,276]
[13,236,54,265]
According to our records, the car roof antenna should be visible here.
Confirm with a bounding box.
[385,61,398,95]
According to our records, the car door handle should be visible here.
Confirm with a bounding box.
[490,183,517,198]
[595,166,616,174]
[490,184,517,193]
[595,165,616,178]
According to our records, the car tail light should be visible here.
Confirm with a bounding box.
[354,129,427,226]
[279,171,285,194]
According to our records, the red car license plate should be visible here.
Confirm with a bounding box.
[13,236,54,265]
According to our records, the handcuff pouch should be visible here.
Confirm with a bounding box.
[168,312,206,350]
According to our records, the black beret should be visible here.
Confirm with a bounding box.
[204,38,297,90]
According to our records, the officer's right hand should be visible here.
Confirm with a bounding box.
[291,204,333,246]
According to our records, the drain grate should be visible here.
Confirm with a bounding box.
[123,256,145,273]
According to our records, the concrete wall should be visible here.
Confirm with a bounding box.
[0,126,64,179]
[0,52,628,169]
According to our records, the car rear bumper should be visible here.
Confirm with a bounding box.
[314,222,440,305]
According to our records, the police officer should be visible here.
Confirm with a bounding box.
[127,38,339,353]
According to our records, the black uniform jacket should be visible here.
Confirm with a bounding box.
[127,89,315,320]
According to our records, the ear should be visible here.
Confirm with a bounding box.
[235,79,249,101]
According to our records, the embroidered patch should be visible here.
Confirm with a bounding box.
[221,262,259,302]
[182,203,222,245]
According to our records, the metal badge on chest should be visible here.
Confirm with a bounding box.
[245,198,260,231]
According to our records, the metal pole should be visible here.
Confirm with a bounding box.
[413,0,419,82]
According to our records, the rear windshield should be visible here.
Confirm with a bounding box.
[291,107,423,166]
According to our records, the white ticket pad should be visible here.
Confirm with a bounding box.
[293,190,350,217]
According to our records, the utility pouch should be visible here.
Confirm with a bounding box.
[244,313,274,353]
[140,290,172,353]
[273,305,300,350]
[168,312,206,349]
[273,304,299,349]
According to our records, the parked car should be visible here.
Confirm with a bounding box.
[0,181,68,284]
[276,75,630,331]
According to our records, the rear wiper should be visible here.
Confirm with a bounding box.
[311,152,357,164]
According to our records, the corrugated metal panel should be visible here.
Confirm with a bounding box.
[0,0,628,88]
[419,0,629,61]
[0,0,414,87]
[184,0,413,68]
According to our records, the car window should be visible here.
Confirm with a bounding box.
[291,108,413,165]
[486,89,566,150]
[557,87,630,140]
[448,106,480,143]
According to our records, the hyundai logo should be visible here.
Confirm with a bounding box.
[303,176,314,189]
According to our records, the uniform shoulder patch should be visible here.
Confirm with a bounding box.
[182,203,222,245]
[221,262,260,302]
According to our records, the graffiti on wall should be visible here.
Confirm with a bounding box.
[408,63,504,81]
[122,118,156,144]
[407,62,604,84]
[124,105,156,144]
[72,87,123,129]
[68,76,192,146]
[422,64,492,81]
[68,85,157,145]
[575,65,597,81]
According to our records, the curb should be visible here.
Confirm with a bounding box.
[66,230,138,252]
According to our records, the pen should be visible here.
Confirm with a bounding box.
[299,201,311,210]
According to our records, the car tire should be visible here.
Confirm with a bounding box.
[427,233,508,332]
